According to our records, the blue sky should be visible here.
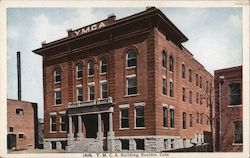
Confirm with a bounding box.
[7,7,243,118]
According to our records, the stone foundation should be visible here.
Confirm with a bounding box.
[43,134,205,152]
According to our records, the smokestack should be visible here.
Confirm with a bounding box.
[17,51,21,100]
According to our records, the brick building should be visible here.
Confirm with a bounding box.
[7,99,38,150]
[33,7,213,152]
[214,66,243,152]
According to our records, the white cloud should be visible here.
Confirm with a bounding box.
[7,26,19,40]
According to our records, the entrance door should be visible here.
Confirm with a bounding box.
[83,114,98,138]
[7,134,16,149]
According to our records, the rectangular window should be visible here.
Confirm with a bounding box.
[170,81,174,97]
[9,127,14,132]
[60,114,66,132]
[127,76,137,95]
[200,76,202,88]
[182,87,186,102]
[163,107,168,127]
[234,121,243,143]
[206,81,209,92]
[121,139,129,150]
[16,108,24,115]
[50,115,56,132]
[196,112,199,124]
[101,82,108,99]
[182,64,186,78]
[120,108,129,128]
[170,109,174,128]
[182,112,186,129]
[196,92,199,104]
[135,106,144,128]
[135,139,145,150]
[88,85,95,101]
[18,133,24,139]
[54,89,62,105]
[163,77,167,95]
[189,69,192,82]
[77,86,83,101]
[196,74,199,86]
[190,114,192,127]
[189,91,192,104]
[200,114,203,124]
[200,94,203,105]
[229,83,241,105]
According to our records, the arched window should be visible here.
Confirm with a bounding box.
[162,50,167,68]
[169,55,174,72]
[54,68,61,83]
[88,60,94,76]
[127,49,137,68]
[182,64,185,78]
[76,63,83,79]
[100,57,107,74]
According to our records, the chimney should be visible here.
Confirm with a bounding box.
[107,13,116,25]
[17,51,21,100]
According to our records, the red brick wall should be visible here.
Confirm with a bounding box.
[7,99,35,150]
[41,14,213,141]
[214,66,242,152]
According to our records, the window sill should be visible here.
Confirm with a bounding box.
[168,96,174,100]
[126,66,136,70]
[88,75,94,78]
[100,72,107,75]
[60,131,67,133]
[162,94,167,97]
[134,127,146,130]
[119,128,130,130]
[232,143,243,146]
[52,104,63,107]
[163,127,168,129]
[169,128,175,130]
[76,77,82,80]
[228,104,242,108]
[54,81,61,84]
[50,131,57,134]
[124,94,139,98]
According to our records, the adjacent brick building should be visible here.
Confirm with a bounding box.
[7,99,38,150]
[33,7,213,152]
[214,66,243,152]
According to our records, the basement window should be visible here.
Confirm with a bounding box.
[135,139,145,150]
[121,139,129,150]
[16,108,24,115]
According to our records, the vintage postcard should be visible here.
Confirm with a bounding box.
[0,0,249,158]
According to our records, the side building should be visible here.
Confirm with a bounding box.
[33,7,213,152]
[7,99,38,150]
[214,66,243,152]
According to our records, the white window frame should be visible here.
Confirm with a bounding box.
[169,105,175,129]
[126,74,138,96]
[162,75,167,95]
[100,57,108,74]
[88,82,95,101]
[54,88,62,106]
[76,63,83,79]
[162,104,168,128]
[49,112,57,133]
[100,80,108,99]
[54,68,61,84]
[126,50,137,69]
[59,111,66,133]
[88,60,94,77]
[76,84,83,102]
[169,79,174,98]
[119,104,130,130]
[134,102,145,129]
